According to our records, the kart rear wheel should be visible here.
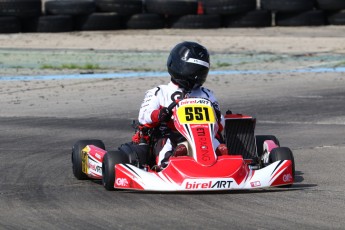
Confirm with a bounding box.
[72,139,105,180]
[102,150,129,191]
[118,142,150,167]
[269,147,295,187]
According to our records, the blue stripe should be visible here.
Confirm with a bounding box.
[1,67,345,81]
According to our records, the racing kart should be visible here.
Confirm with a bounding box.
[72,97,295,191]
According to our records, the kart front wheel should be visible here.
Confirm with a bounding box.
[72,139,105,180]
[269,147,295,186]
[255,135,280,157]
[102,150,129,191]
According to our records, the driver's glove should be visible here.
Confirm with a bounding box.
[158,107,172,122]
[151,107,172,123]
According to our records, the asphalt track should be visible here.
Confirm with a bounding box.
[1,72,345,229]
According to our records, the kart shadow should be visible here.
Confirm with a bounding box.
[294,170,304,183]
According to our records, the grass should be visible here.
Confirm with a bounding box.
[10,66,24,69]
[40,63,101,70]
[333,61,345,68]
[215,62,231,68]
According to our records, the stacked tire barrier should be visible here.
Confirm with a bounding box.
[0,0,345,33]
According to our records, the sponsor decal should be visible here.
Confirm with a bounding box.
[183,57,210,68]
[196,99,210,105]
[95,153,101,160]
[250,181,261,187]
[183,179,233,190]
[180,99,210,106]
[88,162,102,174]
[197,127,206,136]
[116,178,129,187]
[283,173,293,182]
[200,139,210,161]
[196,128,210,161]
[180,100,196,105]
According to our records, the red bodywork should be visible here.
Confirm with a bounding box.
[82,98,294,191]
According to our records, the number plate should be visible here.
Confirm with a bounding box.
[176,104,216,124]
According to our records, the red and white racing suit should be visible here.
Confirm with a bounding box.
[138,81,224,166]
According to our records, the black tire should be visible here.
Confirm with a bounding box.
[95,0,143,15]
[118,142,151,167]
[38,15,74,32]
[145,0,198,16]
[223,10,272,27]
[126,13,165,29]
[316,0,345,11]
[0,16,21,33]
[75,12,124,31]
[45,0,96,16]
[71,139,105,180]
[276,10,326,26]
[23,15,74,32]
[327,10,345,25]
[102,150,129,191]
[261,0,315,12]
[0,0,41,17]
[255,135,280,158]
[201,0,256,15]
[168,14,221,28]
[269,147,295,186]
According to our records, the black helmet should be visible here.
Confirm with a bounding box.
[167,41,210,91]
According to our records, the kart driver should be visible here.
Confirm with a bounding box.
[136,41,228,169]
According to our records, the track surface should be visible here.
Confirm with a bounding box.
[1,72,345,229]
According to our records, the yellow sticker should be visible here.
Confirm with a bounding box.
[81,147,89,174]
[177,104,216,124]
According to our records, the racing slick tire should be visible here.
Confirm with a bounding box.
[72,139,105,180]
[269,147,295,187]
[255,135,280,157]
[102,150,129,191]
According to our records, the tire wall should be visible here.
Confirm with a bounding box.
[0,0,344,33]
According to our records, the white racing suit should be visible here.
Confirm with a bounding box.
[138,81,224,167]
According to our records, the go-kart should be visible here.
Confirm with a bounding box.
[72,97,295,191]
